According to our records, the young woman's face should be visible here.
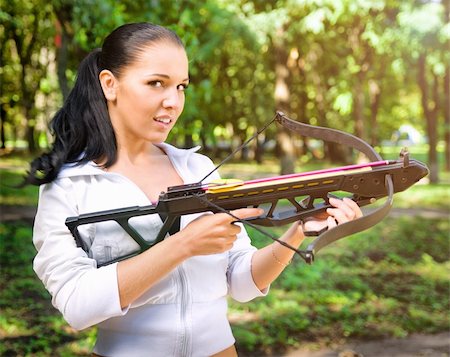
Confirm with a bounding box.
[103,42,189,146]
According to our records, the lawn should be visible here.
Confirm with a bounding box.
[231,215,449,355]
[0,149,448,356]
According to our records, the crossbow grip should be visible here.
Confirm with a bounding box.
[303,175,394,263]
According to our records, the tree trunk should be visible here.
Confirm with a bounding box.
[353,71,366,141]
[53,4,75,101]
[348,22,373,163]
[200,130,209,154]
[417,53,439,183]
[20,64,38,153]
[369,79,381,148]
[273,30,295,175]
[12,6,43,154]
[184,133,194,149]
[26,120,36,153]
[326,142,352,165]
[0,104,6,149]
[444,65,450,171]
[297,65,309,157]
[56,24,71,101]
[254,138,265,164]
[443,0,450,172]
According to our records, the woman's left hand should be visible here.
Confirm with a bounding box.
[302,197,363,234]
[251,197,363,291]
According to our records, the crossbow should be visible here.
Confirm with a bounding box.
[66,112,429,266]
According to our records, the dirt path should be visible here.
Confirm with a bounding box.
[283,331,450,357]
[0,204,36,222]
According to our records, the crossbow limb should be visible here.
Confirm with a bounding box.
[273,112,392,262]
[66,112,429,266]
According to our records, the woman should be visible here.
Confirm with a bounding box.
[26,23,362,356]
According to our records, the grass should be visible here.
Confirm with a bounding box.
[0,221,97,356]
[0,170,39,206]
[231,216,449,355]
[0,148,449,355]
[391,183,450,210]
[1,217,447,355]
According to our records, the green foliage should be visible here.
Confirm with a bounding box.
[0,154,448,354]
[1,0,449,352]
[0,222,96,355]
[390,184,450,210]
[0,170,39,206]
[232,216,449,354]
[0,153,39,205]
[1,0,57,150]
[2,0,448,178]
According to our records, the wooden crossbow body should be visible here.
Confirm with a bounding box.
[66,112,429,266]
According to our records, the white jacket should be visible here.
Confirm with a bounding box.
[33,143,267,357]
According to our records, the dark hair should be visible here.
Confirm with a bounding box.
[24,23,184,186]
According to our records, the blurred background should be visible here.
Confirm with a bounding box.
[1,0,449,356]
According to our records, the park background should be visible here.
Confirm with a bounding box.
[1,0,449,356]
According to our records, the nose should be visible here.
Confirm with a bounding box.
[162,87,184,110]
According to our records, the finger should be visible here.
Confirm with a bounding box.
[343,197,363,218]
[221,234,239,249]
[327,216,337,229]
[329,197,356,220]
[190,211,213,223]
[221,233,238,243]
[303,219,328,233]
[229,208,264,220]
[221,240,236,252]
[213,222,241,237]
[228,224,242,235]
[326,207,349,224]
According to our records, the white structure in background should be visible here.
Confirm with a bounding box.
[383,124,426,147]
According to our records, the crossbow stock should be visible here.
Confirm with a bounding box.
[66,112,429,266]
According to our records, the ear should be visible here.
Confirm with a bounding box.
[99,69,118,101]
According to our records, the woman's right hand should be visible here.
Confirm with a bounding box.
[177,208,263,257]
[117,207,262,308]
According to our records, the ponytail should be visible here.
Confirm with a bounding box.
[23,49,117,186]
[23,22,185,186]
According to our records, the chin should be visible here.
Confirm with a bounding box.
[148,134,169,143]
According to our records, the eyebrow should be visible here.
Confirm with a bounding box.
[147,73,190,82]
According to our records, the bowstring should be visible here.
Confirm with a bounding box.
[194,194,310,262]
[198,114,278,183]
[196,112,309,262]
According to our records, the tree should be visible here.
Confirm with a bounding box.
[1,0,444,171]
[239,0,400,168]
[1,0,55,152]
[442,0,450,172]
[398,1,447,183]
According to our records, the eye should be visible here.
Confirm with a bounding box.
[148,80,163,88]
[177,83,189,91]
